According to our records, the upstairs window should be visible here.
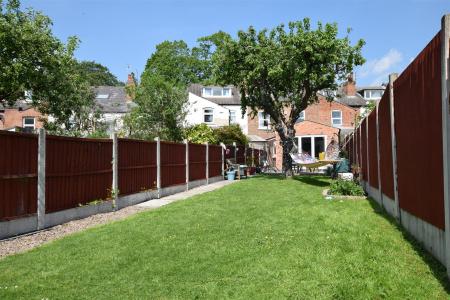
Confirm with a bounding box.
[229,110,237,124]
[331,110,342,126]
[204,108,213,123]
[202,87,231,97]
[23,117,35,132]
[258,112,271,129]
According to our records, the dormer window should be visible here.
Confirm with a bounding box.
[202,87,231,97]
[363,90,383,99]
[96,94,109,99]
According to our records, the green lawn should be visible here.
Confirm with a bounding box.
[0,176,449,299]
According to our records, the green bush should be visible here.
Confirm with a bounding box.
[329,179,365,196]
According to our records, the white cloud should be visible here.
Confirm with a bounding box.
[357,49,403,86]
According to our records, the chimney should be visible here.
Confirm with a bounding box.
[342,73,356,96]
[126,73,136,102]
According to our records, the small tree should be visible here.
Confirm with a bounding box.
[214,19,365,176]
[213,124,248,146]
[184,124,218,144]
[123,74,187,141]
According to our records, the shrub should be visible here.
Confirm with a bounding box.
[329,179,365,196]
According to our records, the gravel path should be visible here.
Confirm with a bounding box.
[0,180,235,259]
[0,205,150,259]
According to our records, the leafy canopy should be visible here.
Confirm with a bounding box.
[0,0,100,135]
[123,74,187,141]
[76,61,124,86]
[213,19,365,173]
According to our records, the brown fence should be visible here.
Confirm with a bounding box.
[360,119,368,181]
[45,135,113,213]
[377,87,395,199]
[236,145,246,164]
[394,32,444,230]
[118,138,157,195]
[209,145,222,178]
[189,143,206,181]
[161,141,186,187]
[0,131,38,221]
[342,25,450,269]
[368,110,378,189]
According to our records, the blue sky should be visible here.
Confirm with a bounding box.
[21,0,449,86]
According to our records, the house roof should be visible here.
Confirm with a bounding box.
[335,94,367,107]
[0,100,34,112]
[247,135,267,142]
[93,86,136,114]
[188,84,241,105]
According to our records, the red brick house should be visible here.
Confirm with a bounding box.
[0,101,44,133]
[247,78,364,170]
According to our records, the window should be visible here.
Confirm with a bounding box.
[298,136,326,159]
[96,94,109,99]
[331,110,342,126]
[298,110,305,122]
[258,112,270,129]
[23,117,35,132]
[364,89,383,99]
[229,110,237,124]
[204,108,213,123]
[202,87,231,97]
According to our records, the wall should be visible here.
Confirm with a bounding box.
[186,93,229,128]
[304,96,358,129]
[0,107,44,130]
[222,105,248,134]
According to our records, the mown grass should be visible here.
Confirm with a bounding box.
[0,175,449,299]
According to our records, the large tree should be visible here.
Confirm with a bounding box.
[0,0,99,134]
[213,19,365,176]
[76,60,123,86]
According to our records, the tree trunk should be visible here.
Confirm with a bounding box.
[276,124,295,178]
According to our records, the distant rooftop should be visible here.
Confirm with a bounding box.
[93,86,136,113]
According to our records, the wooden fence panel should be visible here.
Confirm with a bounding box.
[360,119,368,181]
[378,87,395,199]
[46,136,112,213]
[0,131,38,220]
[118,139,156,195]
[189,143,206,181]
[368,110,379,188]
[208,145,222,178]
[394,32,445,229]
[161,141,186,187]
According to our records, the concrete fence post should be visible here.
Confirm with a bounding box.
[184,139,189,191]
[389,73,400,221]
[220,142,225,177]
[366,117,370,189]
[205,142,209,184]
[376,104,384,209]
[37,128,46,230]
[154,137,161,198]
[112,133,119,210]
[233,142,237,161]
[440,14,450,278]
